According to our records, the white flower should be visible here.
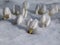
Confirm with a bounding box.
[12,5,20,15]
[22,8,28,18]
[22,0,29,18]
[27,19,38,29]
[58,5,60,11]
[41,5,47,14]
[48,4,59,15]
[27,18,33,27]
[23,0,29,9]
[35,4,40,15]
[17,15,24,25]
[3,7,12,19]
[40,13,51,27]
[35,4,47,15]
[12,5,15,14]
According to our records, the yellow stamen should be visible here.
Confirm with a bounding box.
[3,14,9,20]
[38,9,44,15]
[28,28,33,34]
